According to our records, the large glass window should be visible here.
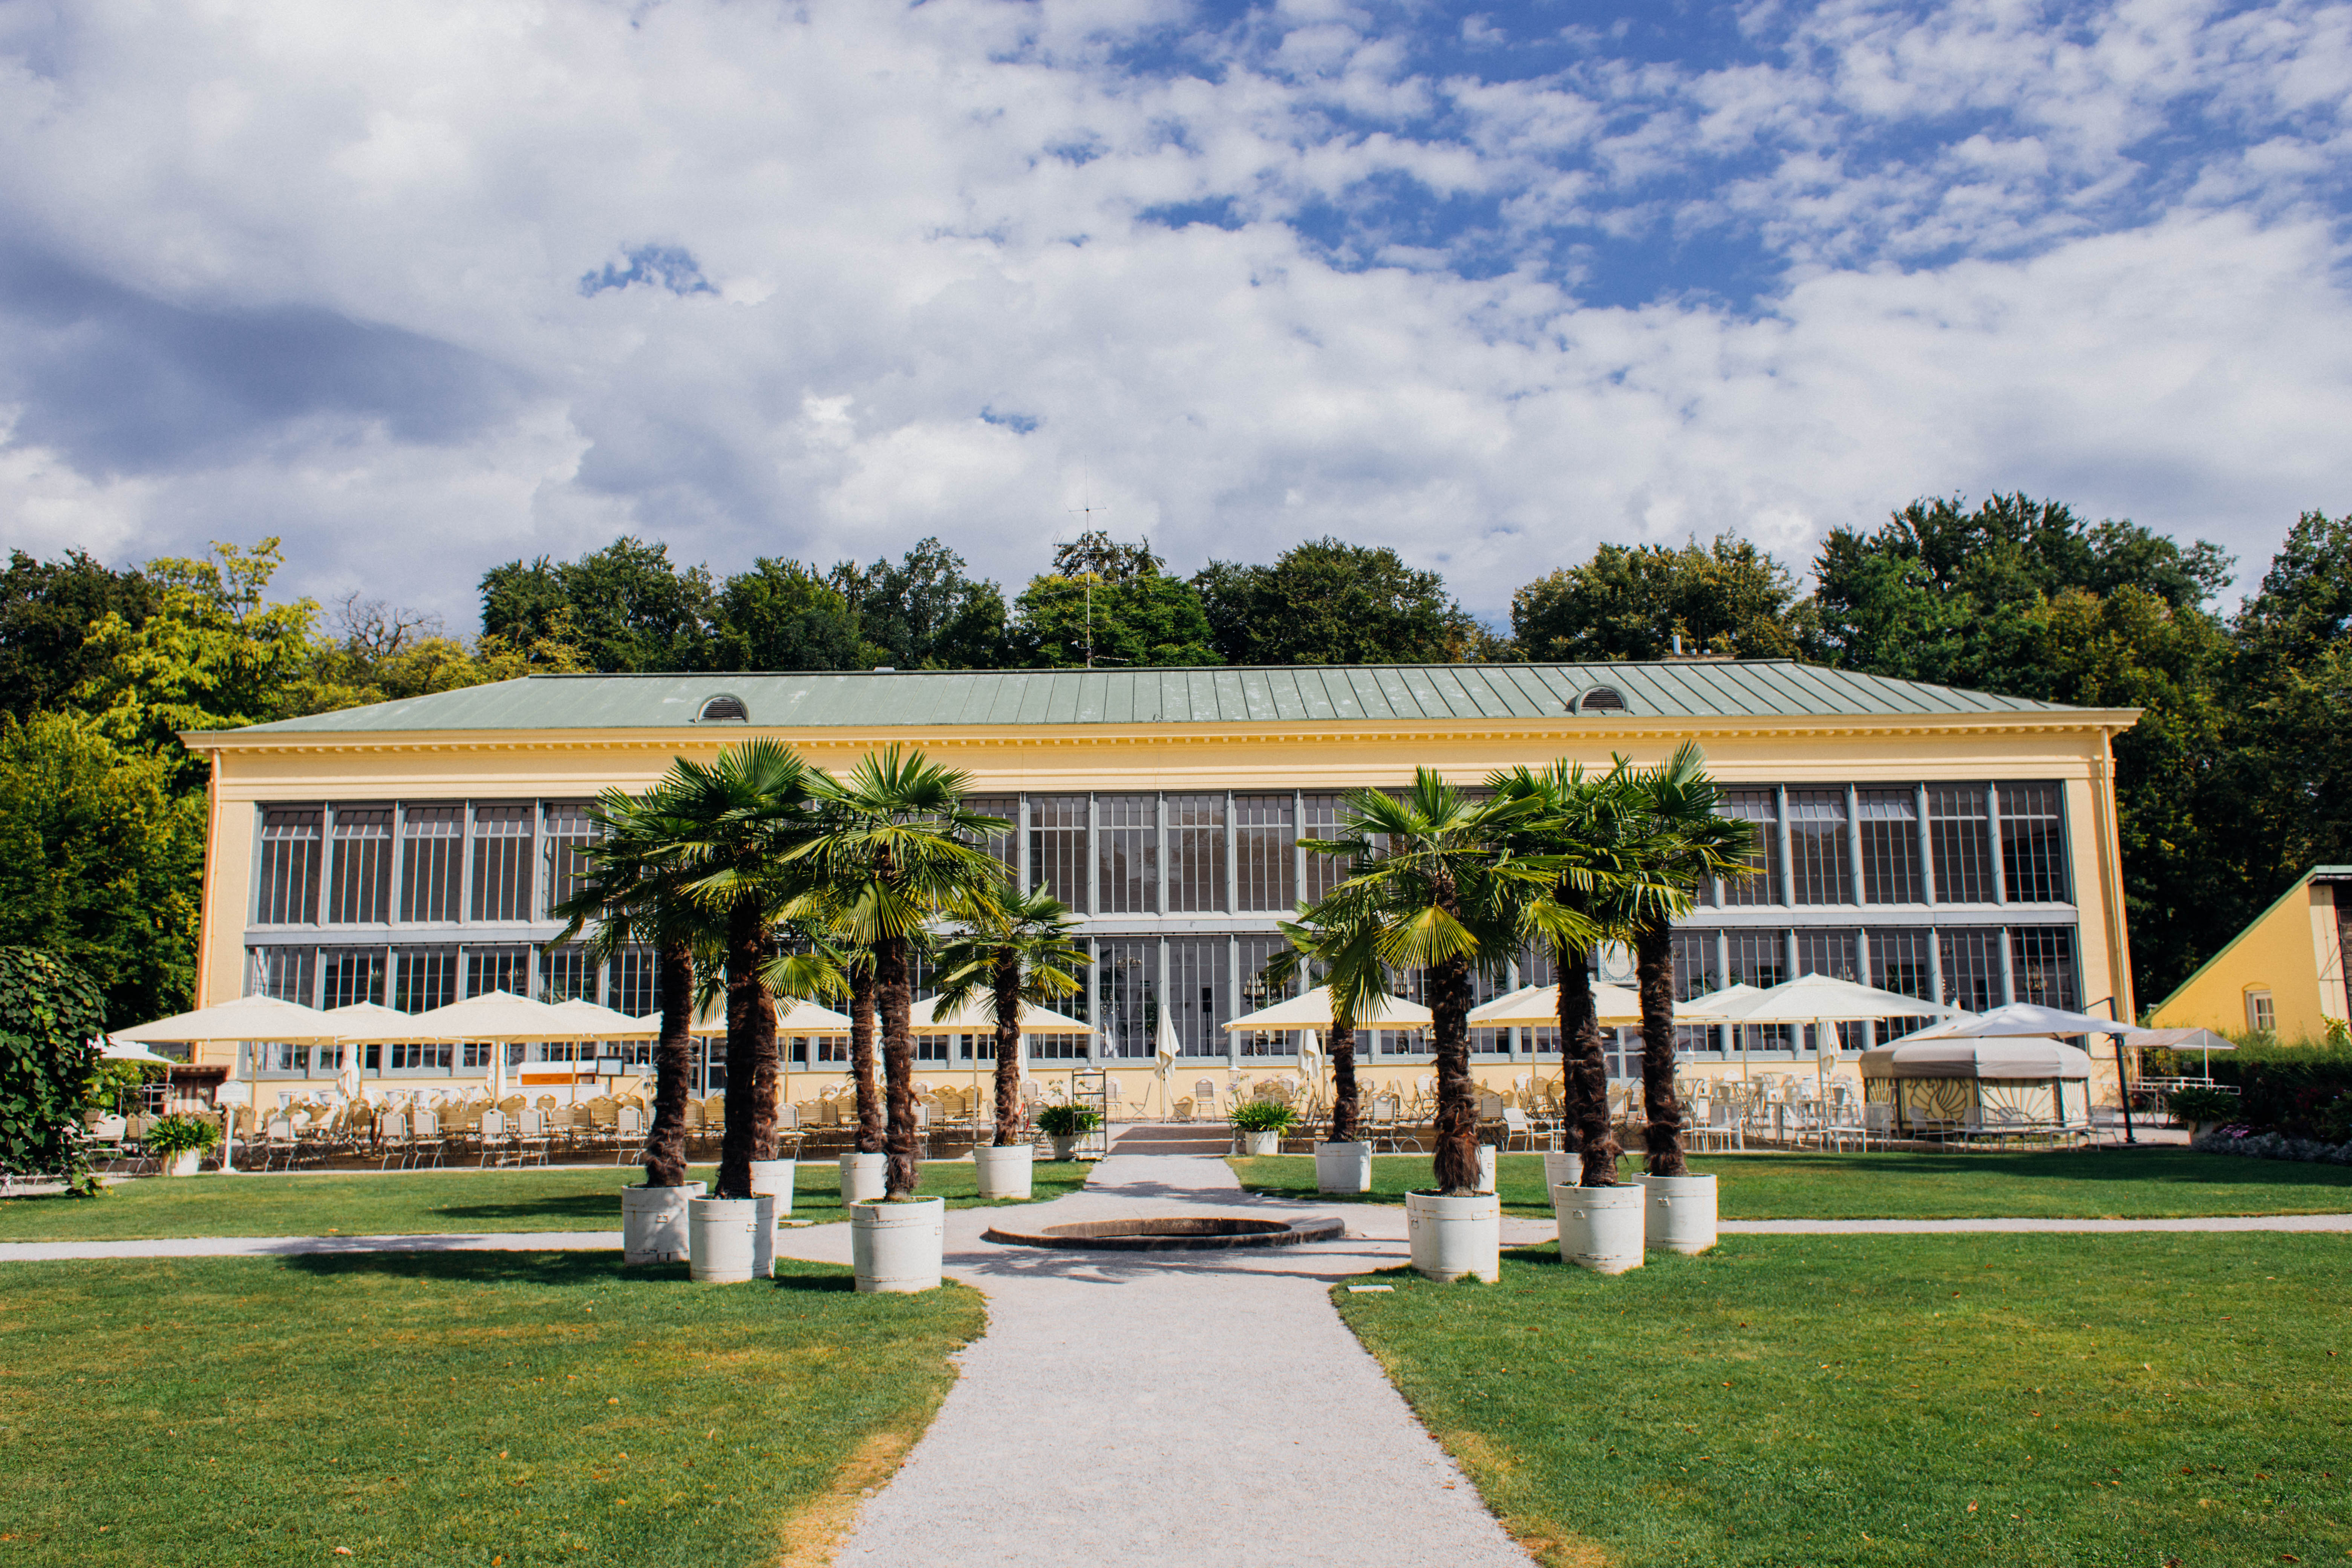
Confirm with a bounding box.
[1234,933,1296,1057]
[327,807,392,923]
[1999,783,2070,903]
[249,945,314,1003]
[1718,791,1781,906]
[2010,926,2079,1009]
[255,807,321,924]
[1787,790,1851,905]
[1027,795,1087,911]
[1670,930,1721,1055]
[1167,794,1227,913]
[1856,790,1923,903]
[1234,795,1295,911]
[1724,929,1790,1052]
[320,946,386,1008]
[470,804,534,922]
[542,802,595,919]
[400,806,464,923]
[1938,928,2004,1012]
[1096,795,1158,915]
[1299,794,1348,903]
[964,796,1018,881]
[394,946,458,1012]
[608,947,658,1017]
[540,943,596,1002]
[467,945,530,998]
[1929,786,1995,902]
[1794,928,1863,1050]
[1095,938,1157,1058]
[1865,928,1939,1043]
[1167,938,1230,1059]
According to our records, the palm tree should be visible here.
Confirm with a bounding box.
[548,780,710,1189]
[792,747,1006,1199]
[1624,744,1756,1176]
[932,885,1087,1148]
[659,739,823,1199]
[1264,910,1381,1142]
[1488,759,1675,1186]
[1298,771,1573,1193]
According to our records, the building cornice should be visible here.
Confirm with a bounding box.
[181,709,2145,758]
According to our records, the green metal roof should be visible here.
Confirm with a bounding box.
[212,660,2111,737]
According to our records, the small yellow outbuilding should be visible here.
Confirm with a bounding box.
[2147,867,2351,1043]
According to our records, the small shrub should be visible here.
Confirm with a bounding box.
[2166,1086,2239,1122]
[142,1114,221,1157]
[1230,1100,1298,1134]
[1034,1104,1101,1136]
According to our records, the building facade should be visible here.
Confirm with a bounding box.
[181,660,2142,1102]
[2148,867,2351,1043]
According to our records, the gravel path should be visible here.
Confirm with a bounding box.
[773,1152,1540,1568]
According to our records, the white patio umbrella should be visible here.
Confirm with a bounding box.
[323,1001,407,1100]
[1221,985,1431,1033]
[1153,1006,1182,1116]
[2127,1026,2235,1079]
[1466,982,1645,1028]
[1709,972,1962,1107]
[97,1039,178,1066]
[115,993,341,1044]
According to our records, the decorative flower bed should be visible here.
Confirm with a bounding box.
[2192,1126,2352,1166]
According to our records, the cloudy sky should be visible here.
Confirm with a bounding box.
[2,0,2347,629]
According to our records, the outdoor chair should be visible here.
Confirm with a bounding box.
[376,1112,410,1170]
[1499,1106,1537,1152]
[476,1108,511,1167]
[1193,1080,1220,1121]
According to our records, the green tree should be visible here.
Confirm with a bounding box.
[1011,533,1219,668]
[0,714,203,1031]
[479,537,716,672]
[711,559,865,671]
[322,594,587,701]
[828,539,1008,669]
[1512,535,1811,662]
[793,748,1004,1197]
[0,946,108,1190]
[1,550,156,721]
[1300,773,1566,1192]
[1263,910,1383,1142]
[1194,538,1489,665]
[71,540,372,782]
[932,885,1087,1147]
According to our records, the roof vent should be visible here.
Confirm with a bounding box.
[697,694,749,723]
[1573,686,1627,715]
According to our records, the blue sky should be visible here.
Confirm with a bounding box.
[1,0,2346,627]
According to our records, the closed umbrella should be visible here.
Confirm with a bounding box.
[1296,1027,1324,1102]
[1153,1007,1182,1116]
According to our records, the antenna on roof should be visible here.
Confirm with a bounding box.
[1067,470,1109,669]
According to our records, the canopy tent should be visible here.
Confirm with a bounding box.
[115,994,341,1044]
[1858,1036,2093,1136]
[1465,982,1643,1028]
[1222,985,1432,1033]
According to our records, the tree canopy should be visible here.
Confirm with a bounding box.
[1194,537,1484,665]
[1512,535,1810,662]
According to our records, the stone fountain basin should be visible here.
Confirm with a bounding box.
[982,1215,1346,1251]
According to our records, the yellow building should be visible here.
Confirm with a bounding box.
[2148,867,2351,1043]
[179,660,2142,1109]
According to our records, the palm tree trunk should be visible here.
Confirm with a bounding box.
[992,948,1023,1147]
[642,936,694,1187]
[1430,952,1480,1193]
[875,934,920,1198]
[1559,946,1620,1185]
[1635,922,1686,1176]
[849,964,883,1155]
[1327,1021,1360,1142]
[718,896,779,1198]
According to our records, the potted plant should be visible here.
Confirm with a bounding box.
[1314,1133,1372,1193]
[2169,1085,2237,1141]
[144,1114,220,1178]
[1230,1099,1295,1158]
[1035,1103,1101,1161]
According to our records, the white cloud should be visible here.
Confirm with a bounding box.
[0,0,2344,630]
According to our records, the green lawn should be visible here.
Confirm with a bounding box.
[0,1250,983,1566]
[1338,1233,2352,1567]
[1230,1147,2352,1219]
[0,1160,1092,1242]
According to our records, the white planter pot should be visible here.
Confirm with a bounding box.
[748,1158,795,1221]
[852,1196,945,1294]
[1048,1135,1081,1161]
[974,1143,1034,1200]
[750,1193,777,1280]
[1641,1173,1718,1255]
[838,1152,888,1205]
[1554,1183,1645,1274]
[1243,1130,1282,1158]
[1476,1145,1497,1194]
[1315,1141,1373,1193]
[688,1196,762,1284]
[1406,1190,1500,1283]
[1542,1150,1583,1190]
[620,1180,705,1265]
[163,1149,204,1178]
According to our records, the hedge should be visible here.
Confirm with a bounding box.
[0,948,107,1187]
